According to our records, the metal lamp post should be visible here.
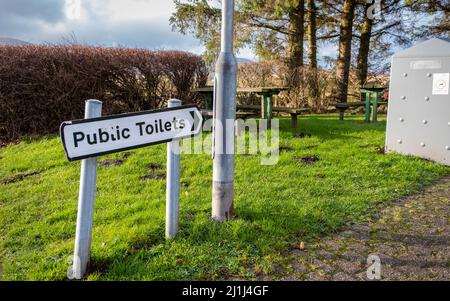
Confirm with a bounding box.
[212,0,237,222]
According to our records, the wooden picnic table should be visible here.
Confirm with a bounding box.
[334,85,387,123]
[195,86,310,128]
[195,86,287,120]
[236,105,310,128]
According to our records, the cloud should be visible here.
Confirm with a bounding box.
[0,0,65,23]
[0,0,65,38]
[0,0,202,53]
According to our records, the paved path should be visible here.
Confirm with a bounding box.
[270,175,450,281]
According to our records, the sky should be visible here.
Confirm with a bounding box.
[0,0,258,59]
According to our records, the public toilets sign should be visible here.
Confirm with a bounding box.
[61,100,203,279]
[60,105,203,161]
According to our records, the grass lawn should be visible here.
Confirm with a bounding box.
[1,115,449,280]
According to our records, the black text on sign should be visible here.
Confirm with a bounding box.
[60,105,203,161]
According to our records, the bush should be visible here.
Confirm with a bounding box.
[0,45,208,143]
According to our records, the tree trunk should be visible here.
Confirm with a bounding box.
[356,3,374,88]
[287,0,305,86]
[335,0,356,103]
[307,0,319,108]
[307,0,317,70]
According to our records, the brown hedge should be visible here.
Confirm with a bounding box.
[0,45,208,143]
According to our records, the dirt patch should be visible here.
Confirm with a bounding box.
[280,146,293,153]
[146,163,164,171]
[99,159,123,166]
[121,152,131,159]
[140,173,165,181]
[295,155,320,165]
[2,171,41,184]
[294,132,312,139]
[140,163,165,181]
[303,145,318,150]
[375,146,386,154]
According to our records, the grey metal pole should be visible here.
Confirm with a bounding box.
[212,0,237,222]
[166,99,181,238]
[72,99,102,280]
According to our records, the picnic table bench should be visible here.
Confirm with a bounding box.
[195,86,310,128]
[334,85,387,123]
[235,105,310,128]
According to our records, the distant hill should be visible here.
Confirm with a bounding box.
[0,37,30,46]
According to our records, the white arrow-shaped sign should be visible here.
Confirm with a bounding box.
[60,105,203,161]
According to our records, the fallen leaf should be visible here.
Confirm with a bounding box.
[299,241,305,250]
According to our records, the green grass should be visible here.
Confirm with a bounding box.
[0,115,448,280]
